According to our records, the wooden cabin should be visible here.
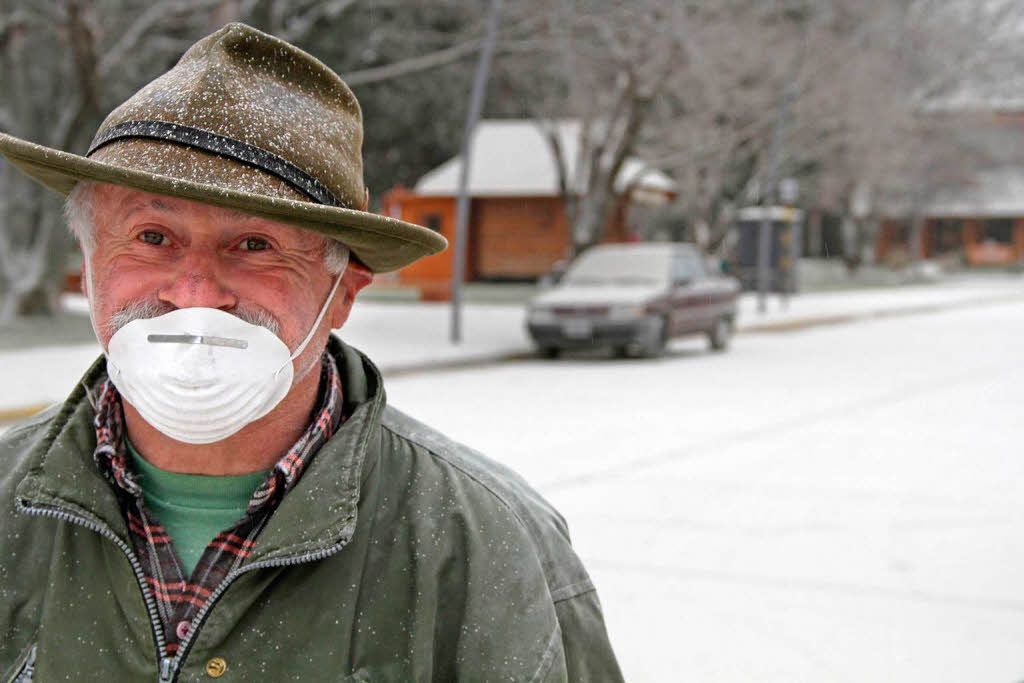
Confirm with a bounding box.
[381,120,676,299]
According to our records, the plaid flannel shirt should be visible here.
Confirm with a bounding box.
[92,353,344,655]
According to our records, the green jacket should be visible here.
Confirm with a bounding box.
[0,339,623,682]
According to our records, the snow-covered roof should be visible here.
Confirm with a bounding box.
[413,120,676,197]
[925,166,1024,216]
[921,86,1024,114]
[919,59,1024,114]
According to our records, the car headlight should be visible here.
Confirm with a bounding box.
[608,304,646,321]
[528,306,557,324]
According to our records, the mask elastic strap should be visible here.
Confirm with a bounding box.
[286,250,349,364]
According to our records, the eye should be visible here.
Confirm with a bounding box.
[240,236,271,252]
[139,230,166,246]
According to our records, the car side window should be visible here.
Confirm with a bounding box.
[673,250,702,284]
[689,252,706,278]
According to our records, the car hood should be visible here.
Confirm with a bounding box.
[531,283,664,307]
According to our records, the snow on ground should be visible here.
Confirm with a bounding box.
[1,344,103,413]
[339,299,532,369]
[2,277,1023,679]
[382,298,1024,683]
[737,273,1023,327]
[58,291,535,372]
[7,274,1020,417]
[1,297,532,415]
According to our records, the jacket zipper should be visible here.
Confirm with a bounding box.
[169,541,349,680]
[18,496,349,683]
[7,643,36,683]
[15,499,172,682]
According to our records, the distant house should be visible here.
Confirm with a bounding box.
[878,166,1024,266]
[877,79,1024,266]
[381,120,676,297]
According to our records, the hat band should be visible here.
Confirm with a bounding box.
[87,120,342,207]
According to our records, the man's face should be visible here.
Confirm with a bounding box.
[85,183,352,380]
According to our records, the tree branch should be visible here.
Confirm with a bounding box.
[96,0,222,81]
[337,7,561,88]
[341,37,485,87]
[19,3,61,26]
[277,0,357,44]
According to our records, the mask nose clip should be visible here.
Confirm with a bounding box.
[148,333,248,349]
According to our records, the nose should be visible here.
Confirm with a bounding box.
[157,252,237,311]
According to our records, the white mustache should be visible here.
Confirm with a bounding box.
[107,300,281,338]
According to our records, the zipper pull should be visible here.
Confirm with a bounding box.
[159,656,175,682]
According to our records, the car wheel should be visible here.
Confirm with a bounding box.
[538,346,560,359]
[641,316,668,358]
[707,316,732,351]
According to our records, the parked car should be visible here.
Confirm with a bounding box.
[526,243,740,357]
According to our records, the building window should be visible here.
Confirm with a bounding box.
[982,219,1013,244]
[887,221,910,246]
[930,219,962,255]
[422,213,443,233]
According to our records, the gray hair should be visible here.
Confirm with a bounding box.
[65,181,350,275]
[65,182,97,254]
[322,239,350,276]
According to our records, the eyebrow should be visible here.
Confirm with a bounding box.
[149,198,180,213]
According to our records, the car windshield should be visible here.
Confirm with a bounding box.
[563,249,671,285]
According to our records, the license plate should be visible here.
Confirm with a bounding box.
[563,319,593,338]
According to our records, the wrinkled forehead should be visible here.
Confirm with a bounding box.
[93,183,323,246]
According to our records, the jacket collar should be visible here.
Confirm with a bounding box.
[246,338,385,562]
[15,336,385,564]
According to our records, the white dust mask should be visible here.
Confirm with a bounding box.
[104,263,345,445]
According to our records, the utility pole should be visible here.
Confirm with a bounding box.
[757,74,798,315]
[451,0,503,343]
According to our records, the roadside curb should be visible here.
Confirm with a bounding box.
[737,292,1024,334]
[0,403,53,425]
[3,290,1022,425]
[381,350,534,378]
[384,291,1024,374]
[380,290,1024,375]
[0,353,537,426]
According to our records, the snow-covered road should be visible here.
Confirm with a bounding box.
[384,298,1024,682]
[2,281,1021,680]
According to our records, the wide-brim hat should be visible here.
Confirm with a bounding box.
[0,22,446,272]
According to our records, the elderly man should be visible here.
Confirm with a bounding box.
[0,23,622,683]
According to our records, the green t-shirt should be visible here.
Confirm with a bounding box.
[127,442,269,577]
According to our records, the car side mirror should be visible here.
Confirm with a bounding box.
[540,270,566,288]
[540,260,568,288]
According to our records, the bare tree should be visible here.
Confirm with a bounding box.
[641,0,1023,267]
[504,0,687,255]
[791,0,1022,267]
[4,0,1021,321]
[0,0,509,321]
[0,0,221,322]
